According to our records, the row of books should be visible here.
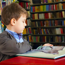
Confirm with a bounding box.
[31,11,65,19]
[31,20,65,27]
[40,0,65,3]
[19,2,30,9]
[23,35,65,42]
[32,36,65,42]
[0,0,17,15]
[23,35,32,42]
[22,27,32,34]
[32,28,64,34]
[31,3,65,12]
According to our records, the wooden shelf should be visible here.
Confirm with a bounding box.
[31,18,65,21]
[31,26,65,29]
[26,9,30,11]
[27,17,31,19]
[54,1,65,4]
[31,2,54,6]
[25,26,31,28]
[31,34,65,36]
[31,1,65,6]
[23,34,32,36]
[30,42,65,44]
[18,0,30,2]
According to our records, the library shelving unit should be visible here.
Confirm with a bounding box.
[30,0,65,48]
[18,0,32,43]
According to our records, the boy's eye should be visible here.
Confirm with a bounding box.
[22,21,25,23]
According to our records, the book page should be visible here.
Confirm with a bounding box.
[16,47,65,59]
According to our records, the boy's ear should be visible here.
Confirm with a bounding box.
[10,18,16,26]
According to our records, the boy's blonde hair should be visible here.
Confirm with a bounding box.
[1,3,28,25]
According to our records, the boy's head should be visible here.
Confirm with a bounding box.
[1,3,27,33]
[1,3,27,25]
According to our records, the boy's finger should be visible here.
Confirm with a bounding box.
[43,43,53,46]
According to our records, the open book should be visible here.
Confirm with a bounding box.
[16,46,65,59]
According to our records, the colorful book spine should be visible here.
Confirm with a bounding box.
[39,5,43,11]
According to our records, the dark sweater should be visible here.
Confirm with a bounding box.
[0,31,32,62]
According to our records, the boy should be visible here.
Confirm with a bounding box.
[0,3,53,62]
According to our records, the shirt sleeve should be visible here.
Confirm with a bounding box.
[0,35,32,56]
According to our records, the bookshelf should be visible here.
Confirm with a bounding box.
[18,0,32,43]
[30,0,65,48]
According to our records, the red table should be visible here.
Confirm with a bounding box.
[0,56,65,65]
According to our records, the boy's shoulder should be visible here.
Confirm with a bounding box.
[0,31,8,36]
[0,31,12,38]
[0,31,15,44]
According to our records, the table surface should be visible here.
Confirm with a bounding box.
[0,56,65,65]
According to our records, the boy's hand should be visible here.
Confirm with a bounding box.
[43,43,53,46]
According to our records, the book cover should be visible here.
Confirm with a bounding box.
[62,3,65,9]
[2,1,6,8]
[40,21,43,26]
[44,13,49,19]
[33,6,35,12]
[26,2,28,9]
[62,20,64,26]
[56,12,60,18]
[60,28,63,34]
[0,1,1,15]
[31,7,33,12]
[55,28,61,34]
[28,27,32,34]
[41,0,43,3]
[35,6,40,12]
[44,0,47,3]
[46,5,49,11]
[33,29,35,34]
[36,21,38,27]
[55,4,57,10]
[36,36,38,42]
[43,5,46,11]
[40,5,43,11]
[59,3,62,10]
[64,20,65,25]
[19,2,24,7]
[34,13,38,19]
[22,28,26,34]
[51,5,54,10]
[27,11,30,17]
[43,36,45,42]
[29,35,32,42]
[32,14,35,19]
[49,0,52,3]
[62,11,65,18]
[41,29,44,34]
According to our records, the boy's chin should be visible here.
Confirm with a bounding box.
[20,31,23,33]
[17,31,23,34]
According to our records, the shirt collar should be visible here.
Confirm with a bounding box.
[5,28,23,36]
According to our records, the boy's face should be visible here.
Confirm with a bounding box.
[14,14,27,33]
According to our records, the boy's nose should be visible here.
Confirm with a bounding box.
[25,23,27,26]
